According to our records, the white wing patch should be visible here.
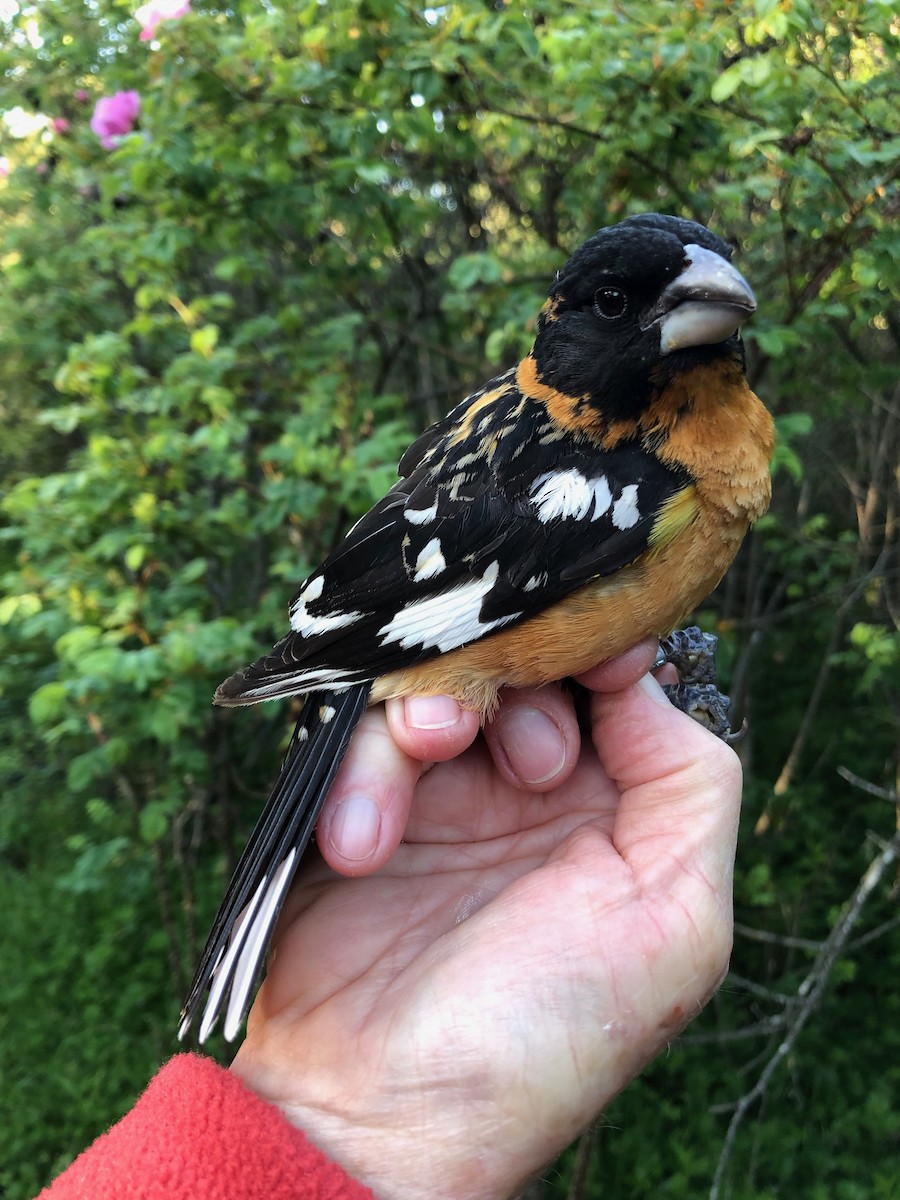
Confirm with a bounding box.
[404,500,439,525]
[414,537,447,581]
[588,475,613,521]
[299,575,324,602]
[290,574,363,637]
[530,469,613,522]
[612,484,641,530]
[377,561,520,652]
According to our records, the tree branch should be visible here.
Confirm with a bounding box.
[709,830,900,1200]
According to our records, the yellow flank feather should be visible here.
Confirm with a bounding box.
[648,485,700,551]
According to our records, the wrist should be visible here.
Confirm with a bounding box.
[229,1019,660,1200]
[230,1044,537,1200]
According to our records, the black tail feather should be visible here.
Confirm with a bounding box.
[179,683,370,1042]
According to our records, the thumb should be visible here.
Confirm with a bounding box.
[592,671,743,904]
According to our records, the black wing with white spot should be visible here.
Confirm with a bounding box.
[216,378,694,704]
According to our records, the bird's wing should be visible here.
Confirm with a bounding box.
[217,387,697,704]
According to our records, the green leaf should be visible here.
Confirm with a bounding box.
[190,324,219,358]
[28,682,68,725]
[124,544,147,572]
[0,593,42,625]
[138,802,170,844]
[446,253,504,291]
[711,63,744,103]
[711,53,773,102]
[147,691,189,743]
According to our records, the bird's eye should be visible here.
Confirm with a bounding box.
[593,286,628,319]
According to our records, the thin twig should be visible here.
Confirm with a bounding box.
[846,913,900,954]
[733,922,822,951]
[680,1016,787,1048]
[837,766,900,805]
[709,831,900,1199]
[725,973,799,1006]
[768,550,891,804]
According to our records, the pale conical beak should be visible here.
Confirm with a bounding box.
[646,243,757,355]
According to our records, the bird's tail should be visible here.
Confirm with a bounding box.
[179,683,371,1043]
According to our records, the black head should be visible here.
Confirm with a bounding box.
[532,213,755,420]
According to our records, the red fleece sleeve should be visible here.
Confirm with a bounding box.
[38,1053,375,1200]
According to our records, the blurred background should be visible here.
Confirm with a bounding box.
[1,1,897,1196]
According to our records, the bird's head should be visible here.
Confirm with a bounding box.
[531,213,756,422]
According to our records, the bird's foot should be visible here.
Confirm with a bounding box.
[655,626,746,745]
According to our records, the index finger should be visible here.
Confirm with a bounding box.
[573,637,660,692]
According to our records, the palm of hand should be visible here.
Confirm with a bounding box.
[232,675,740,1200]
[256,735,622,1018]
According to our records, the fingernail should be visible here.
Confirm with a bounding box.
[329,794,381,862]
[496,707,567,785]
[405,694,460,730]
[637,672,670,706]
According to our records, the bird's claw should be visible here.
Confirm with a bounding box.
[656,626,718,684]
[656,626,746,743]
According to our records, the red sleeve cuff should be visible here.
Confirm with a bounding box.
[38,1053,374,1200]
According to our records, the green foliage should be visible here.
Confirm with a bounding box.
[1,0,897,1195]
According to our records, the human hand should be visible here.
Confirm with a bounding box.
[230,641,742,1200]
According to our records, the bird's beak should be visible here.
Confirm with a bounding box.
[646,243,757,355]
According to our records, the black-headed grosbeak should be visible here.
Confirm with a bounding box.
[179,212,775,1042]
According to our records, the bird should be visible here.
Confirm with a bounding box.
[178,212,775,1043]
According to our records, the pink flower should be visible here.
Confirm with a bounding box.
[90,91,141,150]
[51,117,71,134]
[75,89,91,103]
[135,0,190,41]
